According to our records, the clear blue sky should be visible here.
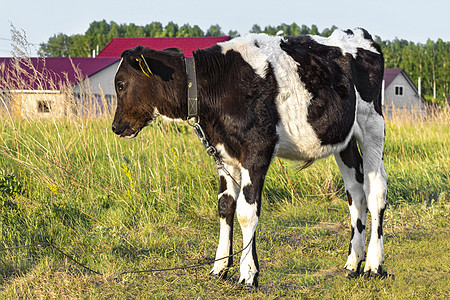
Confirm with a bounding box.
[1,0,449,56]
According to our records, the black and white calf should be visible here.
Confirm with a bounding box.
[112,28,388,287]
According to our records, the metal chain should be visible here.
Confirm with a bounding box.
[0,237,254,278]
[188,121,240,187]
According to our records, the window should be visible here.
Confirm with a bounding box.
[394,86,404,96]
[37,100,52,113]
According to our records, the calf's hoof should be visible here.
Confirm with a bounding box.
[238,281,258,292]
[209,269,228,280]
[238,274,258,291]
[344,268,360,279]
[363,266,394,279]
[344,261,362,279]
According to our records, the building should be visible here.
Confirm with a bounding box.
[0,57,118,117]
[96,36,230,58]
[383,68,426,116]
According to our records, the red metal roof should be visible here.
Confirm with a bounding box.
[97,36,230,58]
[0,57,119,90]
[383,68,403,88]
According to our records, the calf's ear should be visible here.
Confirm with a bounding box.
[130,55,175,82]
[163,47,183,54]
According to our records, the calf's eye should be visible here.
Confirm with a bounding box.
[117,81,124,92]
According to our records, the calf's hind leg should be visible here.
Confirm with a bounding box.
[335,137,367,277]
[359,113,388,277]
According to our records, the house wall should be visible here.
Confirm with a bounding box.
[12,91,67,118]
[384,74,425,116]
[71,61,119,115]
[73,61,120,96]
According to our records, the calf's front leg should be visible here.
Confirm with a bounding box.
[210,165,240,279]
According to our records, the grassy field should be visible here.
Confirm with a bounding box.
[0,109,449,299]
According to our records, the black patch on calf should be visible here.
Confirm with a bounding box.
[194,48,279,162]
[353,48,384,116]
[252,233,259,286]
[356,218,365,234]
[243,184,262,217]
[378,207,386,239]
[345,29,354,35]
[348,226,355,255]
[339,137,364,184]
[219,176,227,194]
[346,190,353,206]
[218,194,236,226]
[217,192,236,268]
[122,48,175,82]
[280,36,356,145]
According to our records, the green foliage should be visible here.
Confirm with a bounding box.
[248,22,336,37]
[0,170,24,200]
[38,20,212,57]
[205,24,225,37]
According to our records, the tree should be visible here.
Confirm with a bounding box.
[176,24,204,37]
[321,26,337,37]
[191,25,204,37]
[38,33,71,57]
[206,24,225,37]
[288,23,301,36]
[85,20,111,52]
[124,23,145,38]
[228,30,239,38]
[310,24,319,36]
[144,22,164,37]
[301,25,310,35]
[163,22,179,37]
[250,24,262,34]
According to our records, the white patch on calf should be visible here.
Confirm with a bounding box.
[236,168,256,229]
[235,168,259,284]
[215,144,242,168]
[115,58,123,74]
[153,108,184,122]
[364,170,387,272]
[219,34,277,78]
[211,218,233,275]
[219,34,354,161]
[311,28,380,58]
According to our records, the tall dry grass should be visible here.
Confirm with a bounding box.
[1,25,114,119]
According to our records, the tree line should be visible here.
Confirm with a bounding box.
[39,20,449,102]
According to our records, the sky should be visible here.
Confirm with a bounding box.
[1,0,449,57]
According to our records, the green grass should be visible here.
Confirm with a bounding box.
[0,112,449,299]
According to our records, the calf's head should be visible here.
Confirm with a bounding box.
[112,46,186,138]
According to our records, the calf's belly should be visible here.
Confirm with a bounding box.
[274,121,354,162]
